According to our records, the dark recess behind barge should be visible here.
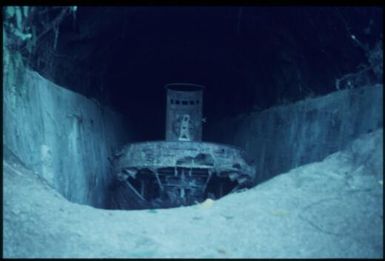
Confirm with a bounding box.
[29,6,382,141]
[3,6,384,257]
[4,6,383,210]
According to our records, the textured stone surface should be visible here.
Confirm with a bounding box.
[3,130,383,258]
[206,85,383,183]
[3,69,129,207]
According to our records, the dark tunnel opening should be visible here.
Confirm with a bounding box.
[3,5,384,258]
[3,6,382,211]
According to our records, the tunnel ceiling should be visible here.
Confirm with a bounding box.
[11,6,382,140]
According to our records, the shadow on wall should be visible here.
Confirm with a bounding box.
[207,84,383,184]
[3,67,130,208]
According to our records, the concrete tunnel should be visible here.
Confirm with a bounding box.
[3,6,383,258]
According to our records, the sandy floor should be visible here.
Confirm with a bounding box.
[3,130,383,258]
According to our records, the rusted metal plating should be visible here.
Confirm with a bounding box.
[112,83,256,209]
[165,83,204,141]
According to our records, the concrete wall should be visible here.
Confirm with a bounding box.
[3,68,130,208]
[206,85,383,183]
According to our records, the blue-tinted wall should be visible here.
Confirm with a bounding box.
[207,85,383,183]
[3,68,130,208]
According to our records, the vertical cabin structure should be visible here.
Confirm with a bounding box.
[111,83,256,209]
